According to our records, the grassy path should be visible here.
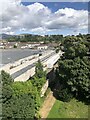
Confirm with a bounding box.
[39,91,56,118]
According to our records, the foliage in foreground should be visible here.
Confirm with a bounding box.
[1,60,46,119]
[1,72,44,118]
[0,71,37,118]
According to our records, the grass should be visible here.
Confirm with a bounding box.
[47,98,88,118]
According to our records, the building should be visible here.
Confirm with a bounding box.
[27,43,40,48]
[6,42,18,49]
[37,45,48,50]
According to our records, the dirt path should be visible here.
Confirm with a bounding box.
[39,91,56,118]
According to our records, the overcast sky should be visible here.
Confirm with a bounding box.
[0,0,89,35]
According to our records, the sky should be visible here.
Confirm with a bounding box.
[0,0,89,35]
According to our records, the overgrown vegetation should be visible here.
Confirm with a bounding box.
[47,34,90,119]
[1,60,46,119]
[1,71,37,118]
[56,34,90,103]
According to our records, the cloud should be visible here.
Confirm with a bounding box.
[0,0,88,35]
[45,8,88,30]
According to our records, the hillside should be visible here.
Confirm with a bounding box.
[0,34,13,40]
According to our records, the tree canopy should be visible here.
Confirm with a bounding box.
[0,71,41,119]
[1,60,47,119]
[57,34,90,103]
[31,60,46,92]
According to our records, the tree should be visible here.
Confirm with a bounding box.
[1,71,40,119]
[0,71,13,118]
[12,81,41,112]
[57,88,73,102]
[57,35,90,103]
[35,60,46,78]
[31,77,46,92]
[1,70,13,85]
[31,60,46,92]
[62,36,89,59]
[1,70,13,103]
[2,92,35,119]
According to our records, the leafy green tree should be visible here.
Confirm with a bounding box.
[62,36,89,59]
[0,71,13,118]
[1,70,13,103]
[1,70,13,85]
[57,88,73,102]
[35,60,46,78]
[31,77,46,92]
[31,60,46,92]
[12,81,41,111]
[2,93,35,119]
[1,71,40,119]
[57,35,90,103]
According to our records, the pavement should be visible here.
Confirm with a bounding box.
[39,91,56,119]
